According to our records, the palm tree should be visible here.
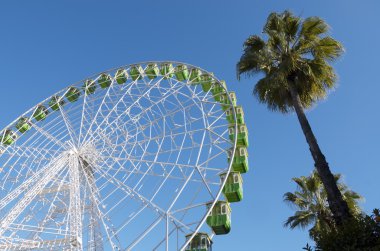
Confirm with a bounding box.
[236,11,351,224]
[284,171,362,238]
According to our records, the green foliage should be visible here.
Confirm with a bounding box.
[303,243,313,251]
[237,10,344,113]
[301,209,380,251]
[312,209,380,251]
[284,171,362,238]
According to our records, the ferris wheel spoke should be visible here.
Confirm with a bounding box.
[32,123,67,149]
[207,127,230,145]
[2,144,59,160]
[79,77,117,146]
[78,83,92,146]
[58,105,79,146]
[94,165,168,217]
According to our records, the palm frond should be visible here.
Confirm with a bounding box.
[264,12,284,35]
[300,17,329,39]
[243,35,265,51]
[284,210,316,229]
[312,37,344,61]
[283,11,300,41]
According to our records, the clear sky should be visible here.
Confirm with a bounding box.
[0,0,379,250]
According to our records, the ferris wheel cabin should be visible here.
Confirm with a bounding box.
[98,73,112,89]
[220,172,243,203]
[65,87,81,102]
[228,146,249,173]
[83,79,97,95]
[115,69,128,84]
[228,123,249,147]
[206,201,232,235]
[15,117,31,133]
[185,233,212,251]
[49,95,65,111]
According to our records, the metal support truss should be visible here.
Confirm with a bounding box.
[68,152,83,250]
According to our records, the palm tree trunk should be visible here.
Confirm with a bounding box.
[288,83,352,225]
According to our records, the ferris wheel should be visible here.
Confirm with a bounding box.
[0,61,249,250]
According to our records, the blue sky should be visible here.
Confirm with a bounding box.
[1,0,379,250]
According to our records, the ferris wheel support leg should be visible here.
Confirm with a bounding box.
[68,155,83,250]
[80,159,104,251]
[79,160,121,251]
[0,157,66,236]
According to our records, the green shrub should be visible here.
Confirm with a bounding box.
[305,209,380,251]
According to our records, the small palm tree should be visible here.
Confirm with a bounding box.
[284,171,362,238]
[236,11,351,224]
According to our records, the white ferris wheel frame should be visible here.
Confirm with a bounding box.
[0,61,239,251]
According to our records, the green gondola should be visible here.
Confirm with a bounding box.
[65,87,81,102]
[226,105,244,124]
[189,68,202,84]
[15,117,31,133]
[83,79,96,95]
[220,92,237,111]
[185,233,212,251]
[115,69,128,84]
[160,63,174,79]
[227,146,248,173]
[206,201,231,235]
[145,64,159,79]
[49,95,65,111]
[1,129,17,145]
[211,80,226,96]
[174,64,189,81]
[228,123,248,147]
[130,65,143,81]
[98,73,112,88]
[220,172,243,202]
[32,105,49,121]
[200,73,214,92]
